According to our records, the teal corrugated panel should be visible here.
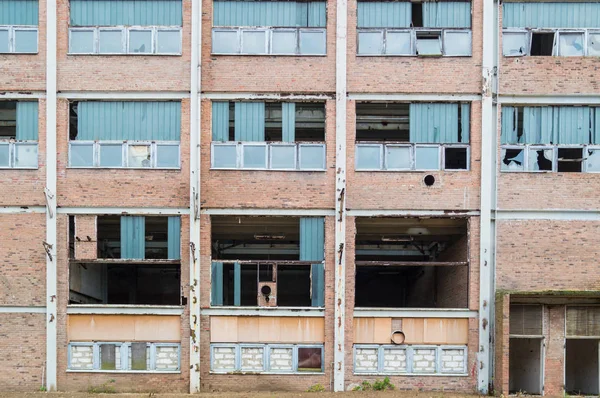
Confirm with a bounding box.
[460,103,470,143]
[308,2,326,27]
[16,101,38,140]
[234,102,265,141]
[213,1,325,26]
[211,261,224,305]
[503,2,600,28]
[409,103,459,143]
[423,1,471,28]
[167,216,180,259]
[311,263,324,307]
[557,106,590,144]
[501,106,520,144]
[0,0,38,25]
[522,106,540,144]
[357,1,411,28]
[234,262,241,306]
[300,217,325,261]
[594,108,600,144]
[212,102,230,141]
[70,0,182,26]
[120,216,145,259]
[77,101,180,141]
[282,103,296,142]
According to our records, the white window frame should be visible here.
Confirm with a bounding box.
[298,143,326,170]
[500,145,528,172]
[384,143,413,171]
[502,28,600,57]
[556,29,586,57]
[67,342,180,373]
[68,141,181,169]
[240,142,269,169]
[0,141,39,169]
[499,144,600,173]
[270,28,299,55]
[556,144,585,172]
[584,145,600,173]
[385,29,414,56]
[357,29,384,55]
[355,143,469,171]
[527,145,556,172]
[588,29,600,56]
[415,30,443,57]
[269,142,297,170]
[502,28,529,57]
[442,144,471,171]
[211,27,327,56]
[68,26,183,55]
[414,144,442,170]
[442,29,472,57]
[0,25,39,54]
[240,28,269,55]
[355,143,384,170]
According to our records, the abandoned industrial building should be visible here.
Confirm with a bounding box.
[2,0,600,394]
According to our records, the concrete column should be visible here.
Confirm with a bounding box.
[545,305,565,396]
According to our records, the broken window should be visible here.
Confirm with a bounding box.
[68,101,181,169]
[510,305,543,336]
[558,32,584,56]
[0,0,39,54]
[585,148,600,172]
[557,147,583,172]
[502,31,528,56]
[354,217,469,309]
[0,101,39,169]
[416,31,442,56]
[527,147,554,172]
[589,32,600,56]
[210,344,323,373]
[530,32,554,56]
[211,0,326,55]
[444,147,468,170]
[211,216,325,307]
[211,101,326,170]
[501,148,525,171]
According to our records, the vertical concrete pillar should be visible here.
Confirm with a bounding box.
[545,305,565,396]
[494,294,510,395]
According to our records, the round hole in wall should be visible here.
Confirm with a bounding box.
[424,175,435,186]
[391,330,405,345]
[261,285,272,296]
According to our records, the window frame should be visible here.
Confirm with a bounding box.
[442,29,472,57]
[269,142,297,170]
[98,27,126,55]
[526,145,556,172]
[502,28,600,57]
[0,141,39,169]
[270,28,299,55]
[240,142,269,169]
[415,30,443,57]
[502,28,529,57]
[355,143,384,171]
[68,141,181,169]
[442,144,471,171]
[384,143,413,171]
[0,25,39,54]
[556,29,586,57]
[127,28,154,54]
[584,145,600,173]
[240,28,269,55]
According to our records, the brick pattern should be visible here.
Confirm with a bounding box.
[74,215,96,260]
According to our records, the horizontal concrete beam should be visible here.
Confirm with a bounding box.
[201,92,333,100]
[0,306,47,313]
[57,207,190,215]
[495,209,600,221]
[58,91,190,100]
[0,206,46,214]
[201,307,325,317]
[353,308,478,318]
[202,208,335,216]
[0,91,46,99]
[347,209,480,217]
[349,93,481,102]
[67,305,184,315]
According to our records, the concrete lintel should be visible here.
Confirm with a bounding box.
[0,91,46,99]
[495,209,600,221]
[57,91,190,100]
[202,208,335,216]
[0,306,47,313]
[353,309,478,318]
[66,305,184,315]
[0,206,46,214]
[498,95,600,105]
[201,307,325,317]
[347,209,480,217]
[201,92,334,100]
[57,207,190,215]
[348,93,481,102]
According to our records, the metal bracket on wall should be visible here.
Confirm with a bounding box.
[44,188,55,219]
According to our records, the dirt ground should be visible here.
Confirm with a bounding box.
[0,392,486,398]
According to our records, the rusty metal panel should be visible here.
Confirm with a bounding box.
[68,315,180,342]
[210,316,324,343]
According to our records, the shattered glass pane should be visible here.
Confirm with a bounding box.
[241,30,266,54]
[212,30,239,54]
[527,148,553,171]
[501,148,525,171]
[415,146,440,170]
[386,31,412,55]
[272,30,297,54]
[358,31,383,55]
[356,145,381,170]
[502,32,528,56]
[129,30,152,54]
[70,30,94,53]
[585,149,600,172]
[559,33,584,56]
[385,146,411,169]
[557,147,583,172]
[0,143,9,167]
[128,145,151,168]
[588,33,600,56]
[0,29,9,53]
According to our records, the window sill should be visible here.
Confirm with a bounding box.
[210,53,326,57]
[210,167,326,172]
[67,53,182,57]
[354,169,469,172]
[203,307,324,317]
[353,372,468,377]
[0,52,39,55]
[209,371,324,375]
[356,54,471,58]
[67,370,180,374]
[67,305,184,315]
[0,166,39,170]
[353,308,476,318]
[67,166,181,170]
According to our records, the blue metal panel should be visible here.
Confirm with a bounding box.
[357,1,411,28]
[501,106,520,144]
[594,108,600,144]
[300,217,325,261]
[522,106,558,144]
[234,102,265,141]
[557,106,590,144]
[423,1,471,28]
[77,101,181,141]
[121,216,145,259]
[16,101,38,140]
[0,0,38,25]
[213,1,326,27]
[234,262,241,306]
[70,0,182,27]
[460,103,470,143]
[282,102,295,142]
[503,2,600,28]
[212,102,230,142]
[211,261,224,306]
[409,103,459,143]
[167,216,180,260]
[311,263,324,307]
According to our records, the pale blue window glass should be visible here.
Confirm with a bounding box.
[386,31,411,55]
[299,30,326,54]
[502,32,528,56]
[589,33,600,56]
[14,29,37,53]
[0,29,9,53]
[586,149,600,172]
[98,30,124,54]
[241,30,266,54]
[0,143,9,167]
[99,144,122,167]
[129,30,152,54]
[156,144,179,168]
[386,146,411,169]
[213,144,237,168]
[212,30,239,53]
[157,30,181,53]
[14,143,37,168]
[70,30,94,53]
[270,145,296,169]
[358,31,383,55]
[242,144,267,168]
[444,31,471,56]
[300,144,325,169]
[128,145,151,167]
[272,30,297,54]
[415,146,439,170]
[501,148,525,171]
[356,145,381,170]
[70,143,94,167]
[558,33,584,56]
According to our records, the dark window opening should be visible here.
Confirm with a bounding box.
[97,216,121,259]
[69,102,79,140]
[532,149,553,171]
[566,339,599,395]
[516,107,524,142]
[297,347,323,372]
[530,33,554,56]
[558,148,583,172]
[265,103,283,141]
[356,103,410,142]
[96,216,171,259]
[0,101,17,139]
[69,216,76,259]
[100,344,117,370]
[277,265,311,307]
[503,148,524,168]
[411,2,423,27]
[444,147,468,170]
[145,217,169,259]
[509,338,543,395]
[416,32,442,56]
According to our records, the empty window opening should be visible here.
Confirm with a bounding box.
[298,347,322,372]
[356,103,409,142]
[509,338,543,395]
[530,32,554,56]
[0,102,17,139]
[528,149,553,171]
[502,148,525,170]
[69,102,79,140]
[411,2,423,28]
[96,216,172,259]
[565,339,599,396]
[557,148,583,172]
[444,147,468,170]
[354,217,469,309]
[510,305,543,336]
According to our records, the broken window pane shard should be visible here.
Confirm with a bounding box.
[527,148,553,171]
[586,149,600,172]
[559,32,584,56]
[502,31,528,56]
[501,148,525,171]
